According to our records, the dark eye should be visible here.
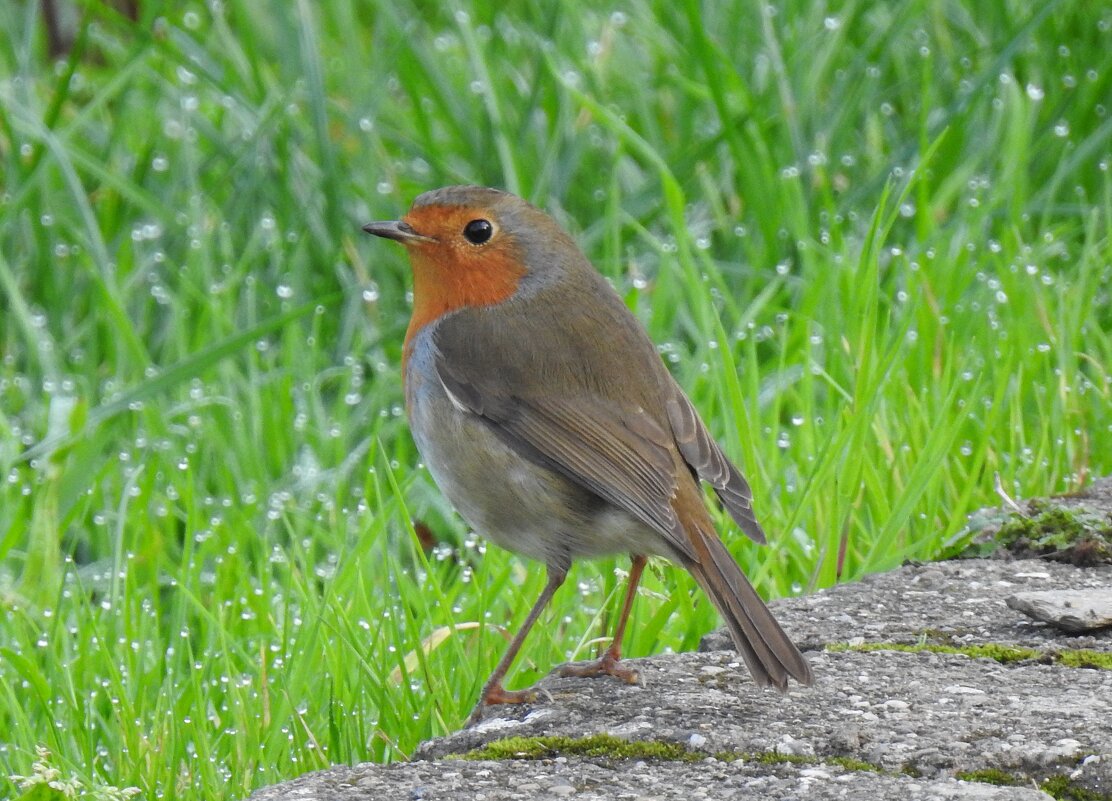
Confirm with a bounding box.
[463,219,494,245]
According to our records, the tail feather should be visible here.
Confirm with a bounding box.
[685,525,813,690]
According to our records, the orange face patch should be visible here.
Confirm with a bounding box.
[398,204,527,353]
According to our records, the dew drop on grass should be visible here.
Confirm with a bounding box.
[175,63,197,85]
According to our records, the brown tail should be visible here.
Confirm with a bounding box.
[684,525,813,690]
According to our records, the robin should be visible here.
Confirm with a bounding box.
[363,186,812,724]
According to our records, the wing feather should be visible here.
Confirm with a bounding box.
[436,361,697,561]
[666,385,765,544]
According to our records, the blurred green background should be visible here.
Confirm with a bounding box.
[1,0,1109,798]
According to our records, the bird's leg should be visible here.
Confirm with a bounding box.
[466,566,567,726]
[559,554,646,685]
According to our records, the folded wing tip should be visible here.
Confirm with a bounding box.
[740,517,767,545]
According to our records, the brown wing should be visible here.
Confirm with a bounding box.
[665,382,766,544]
[435,354,698,562]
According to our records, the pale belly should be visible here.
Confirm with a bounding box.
[405,352,667,570]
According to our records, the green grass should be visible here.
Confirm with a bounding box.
[1,0,1110,798]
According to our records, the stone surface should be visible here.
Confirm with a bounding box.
[701,557,1112,653]
[246,472,1112,800]
[1006,589,1112,632]
[246,757,1056,800]
[417,647,1111,777]
[1048,474,1112,513]
[247,557,1112,800]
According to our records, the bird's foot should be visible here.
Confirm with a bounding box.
[558,651,642,686]
[465,684,540,726]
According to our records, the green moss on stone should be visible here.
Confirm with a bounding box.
[461,735,884,774]
[1056,649,1112,670]
[826,641,1041,664]
[828,756,882,772]
[740,752,815,767]
[951,643,1043,663]
[956,770,1109,800]
[828,641,1111,671]
[977,502,1112,564]
[462,734,699,762]
[956,768,1022,786]
[1038,775,1108,801]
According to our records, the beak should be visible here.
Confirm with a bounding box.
[361,220,435,244]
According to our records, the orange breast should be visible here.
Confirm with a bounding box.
[402,242,526,362]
